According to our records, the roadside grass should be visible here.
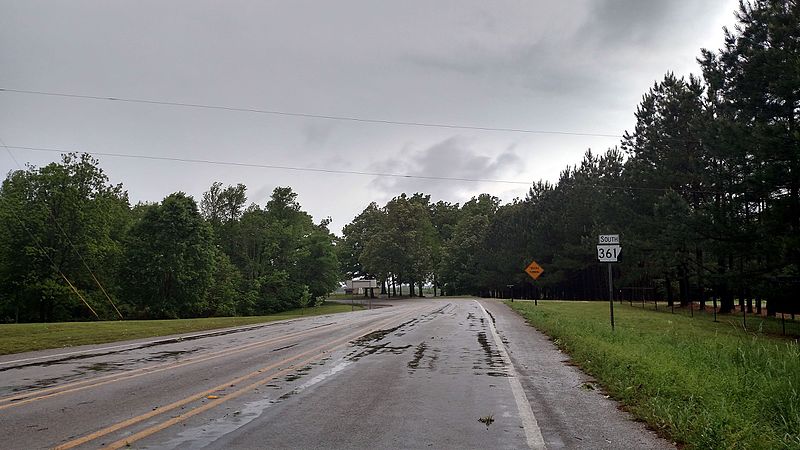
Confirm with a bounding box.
[624,300,800,338]
[0,303,362,356]
[507,300,800,449]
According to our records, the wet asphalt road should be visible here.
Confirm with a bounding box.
[0,298,671,449]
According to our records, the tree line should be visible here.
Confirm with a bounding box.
[1,1,796,322]
[339,0,800,315]
[0,155,339,322]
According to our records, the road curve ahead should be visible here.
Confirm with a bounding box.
[0,298,670,449]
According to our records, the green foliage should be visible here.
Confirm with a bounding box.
[439,214,490,295]
[338,202,383,279]
[2,1,797,324]
[122,192,216,318]
[200,182,247,225]
[0,157,341,322]
[0,153,129,322]
[344,193,439,295]
[205,185,339,313]
[338,1,800,307]
[509,301,800,449]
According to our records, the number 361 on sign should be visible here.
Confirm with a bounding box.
[597,244,621,262]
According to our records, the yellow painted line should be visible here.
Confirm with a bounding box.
[52,306,425,450]
[0,319,353,411]
[53,308,417,450]
[103,307,425,450]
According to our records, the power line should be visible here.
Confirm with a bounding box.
[0,87,625,139]
[6,144,535,185]
[5,143,730,195]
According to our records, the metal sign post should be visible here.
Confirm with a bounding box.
[597,235,621,331]
[524,260,544,306]
[608,264,614,331]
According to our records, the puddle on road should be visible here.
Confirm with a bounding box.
[79,361,128,372]
[477,332,503,366]
[284,366,313,382]
[6,367,104,395]
[348,343,412,361]
[346,305,454,365]
[353,319,418,345]
[345,315,427,362]
[407,342,441,373]
[143,348,203,362]
[486,371,510,377]
[160,358,354,448]
[407,342,427,370]
[473,324,509,377]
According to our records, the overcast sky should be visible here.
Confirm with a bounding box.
[0,0,739,233]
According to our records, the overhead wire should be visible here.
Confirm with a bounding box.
[1,138,122,319]
[4,144,731,195]
[6,144,534,186]
[3,87,796,147]
[0,87,624,139]
[0,86,765,197]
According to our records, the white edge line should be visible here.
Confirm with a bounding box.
[476,300,546,450]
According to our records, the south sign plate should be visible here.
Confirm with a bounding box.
[597,244,622,262]
[598,234,620,244]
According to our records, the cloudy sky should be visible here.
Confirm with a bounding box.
[0,0,738,233]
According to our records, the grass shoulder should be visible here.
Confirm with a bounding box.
[506,300,800,449]
[0,303,361,356]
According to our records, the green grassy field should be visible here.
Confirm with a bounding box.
[507,300,800,449]
[0,303,361,356]
[623,300,800,338]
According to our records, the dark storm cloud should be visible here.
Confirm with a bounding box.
[404,0,734,102]
[370,137,523,200]
[579,0,679,46]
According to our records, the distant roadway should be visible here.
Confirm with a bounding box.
[0,298,671,449]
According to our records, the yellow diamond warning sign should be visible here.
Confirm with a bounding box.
[525,260,544,280]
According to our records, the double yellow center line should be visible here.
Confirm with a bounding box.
[52,305,428,449]
[1,320,347,411]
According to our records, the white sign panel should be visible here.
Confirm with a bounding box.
[346,279,378,289]
[597,245,622,262]
[598,234,620,245]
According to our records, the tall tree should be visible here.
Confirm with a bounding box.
[339,202,384,280]
[0,153,130,322]
[700,0,800,279]
[122,193,215,318]
[201,182,247,225]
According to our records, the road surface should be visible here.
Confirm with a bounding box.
[0,298,671,449]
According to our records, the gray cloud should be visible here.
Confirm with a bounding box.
[303,122,336,147]
[369,137,524,202]
[0,0,740,234]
